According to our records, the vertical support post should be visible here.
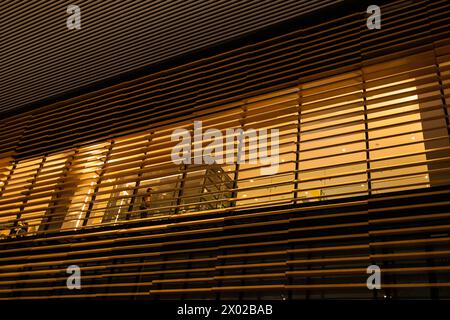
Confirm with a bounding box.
[362,70,372,196]
[83,140,115,227]
[294,86,302,205]
[127,132,153,220]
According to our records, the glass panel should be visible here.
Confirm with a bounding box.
[137,164,182,217]
[179,164,234,213]
[61,143,109,230]
[0,157,43,237]
[134,127,186,218]
[29,151,71,233]
[0,157,13,239]
[365,53,438,194]
[190,105,240,210]
[88,135,145,226]
[299,72,368,201]
[236,89,298,207]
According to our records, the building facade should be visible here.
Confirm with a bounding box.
[0,0,450,299]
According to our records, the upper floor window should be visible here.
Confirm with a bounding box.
[0,50,449,239]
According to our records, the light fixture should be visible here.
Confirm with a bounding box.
[342,148,346,152]
[243,194,247,198]
[411,136,416,140]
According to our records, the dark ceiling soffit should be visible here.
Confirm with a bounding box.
[2,0,380,119]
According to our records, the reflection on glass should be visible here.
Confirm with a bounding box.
[180,164,233,213]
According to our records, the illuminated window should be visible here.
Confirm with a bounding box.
[59,143,109,230]
[1,50,449,236]
[31,152,72,232]
[365,52,449,193]
[236,88,298,207]
[299,72,368,201]
[0,153,70,236]
[0,157,13,238]
[86,137,139,226]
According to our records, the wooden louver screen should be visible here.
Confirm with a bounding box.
[0,48,449,238]
[0,0,449,300]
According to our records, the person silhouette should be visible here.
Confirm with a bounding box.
[140,187,153,219]
[15,221,28,238]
